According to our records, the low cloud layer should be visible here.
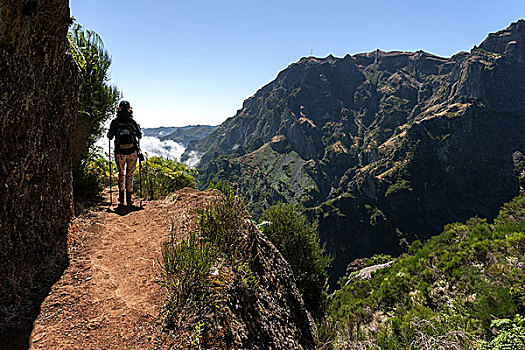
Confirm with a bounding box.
[139,136,185,160]
[184,150,202,168]
[95,136,200,166]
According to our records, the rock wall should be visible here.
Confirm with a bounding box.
[220,220,317,349]
[0,0,80,339]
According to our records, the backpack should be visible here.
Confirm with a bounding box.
[116,121,136,150]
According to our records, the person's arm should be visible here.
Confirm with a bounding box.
[133,119,142,139]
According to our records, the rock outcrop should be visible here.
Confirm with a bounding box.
[165,190,316,349]
[478,19,525,62]
[216,216,317,349]
[0,0,80,342]
[514,151,525,194]
[183,20,525,286]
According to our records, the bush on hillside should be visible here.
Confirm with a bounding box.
[486,315,525,349]
[160,231,218,327]
[73,159,104,201]
[260,202,332,320]
[69,24,120,201]
[208,180,235,197]
[138,155,197,200]
[69,23,119,153]
[159,190,257,347]
[72,151,115,201]
[319,195,525,349]
[73,151,197,203]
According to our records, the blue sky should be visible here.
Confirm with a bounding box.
[70,1,524,128]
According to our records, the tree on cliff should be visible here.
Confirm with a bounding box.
[261,203,332,320]
[69,23,120,199]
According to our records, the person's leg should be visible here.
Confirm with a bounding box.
[115,153,126,204]
[125,152,138,205]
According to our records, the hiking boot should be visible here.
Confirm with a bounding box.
[126,191,134,206]
[118,190,125,205]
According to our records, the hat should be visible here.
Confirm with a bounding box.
[119,100,131,109]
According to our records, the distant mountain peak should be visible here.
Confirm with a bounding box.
[478,19,525,61]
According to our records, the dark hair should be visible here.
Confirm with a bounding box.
[117,108,133,118]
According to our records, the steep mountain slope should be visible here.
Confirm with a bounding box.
[182,20,525,284]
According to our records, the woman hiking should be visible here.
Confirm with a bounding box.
[107,100,143,206]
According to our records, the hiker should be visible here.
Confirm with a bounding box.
[107,100,143,206]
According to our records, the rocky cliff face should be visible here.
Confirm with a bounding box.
[165,189,316,349]
[204,205,317,349]
[0,0,80,338]
[183,20,525,285]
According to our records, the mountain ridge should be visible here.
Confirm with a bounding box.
[182,20,525,285]
[143,125,218,147]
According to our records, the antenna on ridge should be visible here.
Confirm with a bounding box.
[310,49,313,56]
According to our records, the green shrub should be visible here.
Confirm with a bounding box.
[69,24,119,202]
[200,190,244,255]
[73,160,103,200]
[72,152,115,200]
[208,180,235,197]
[319,195,525,349]
[385,179,412,197]
[138,155,197,200]
[159,231,218,325]
[199,191,257,289]
[69,24,120,152]
[486,315,525,350]
[159,189,257,344]
[260,202,332,320]
[72,152,195,202]
[366,254,392,267]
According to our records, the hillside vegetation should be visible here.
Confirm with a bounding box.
[319,195,525,349]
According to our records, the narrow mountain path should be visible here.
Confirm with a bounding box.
[29,188,215,349]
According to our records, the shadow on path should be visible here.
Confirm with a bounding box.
[0,261,68,350]
[107,203,145,216]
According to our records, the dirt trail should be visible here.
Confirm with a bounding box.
[29,188,215,349]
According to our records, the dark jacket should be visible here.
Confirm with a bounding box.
[107,115,142,155]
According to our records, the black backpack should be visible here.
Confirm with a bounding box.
[116,121,136,150]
